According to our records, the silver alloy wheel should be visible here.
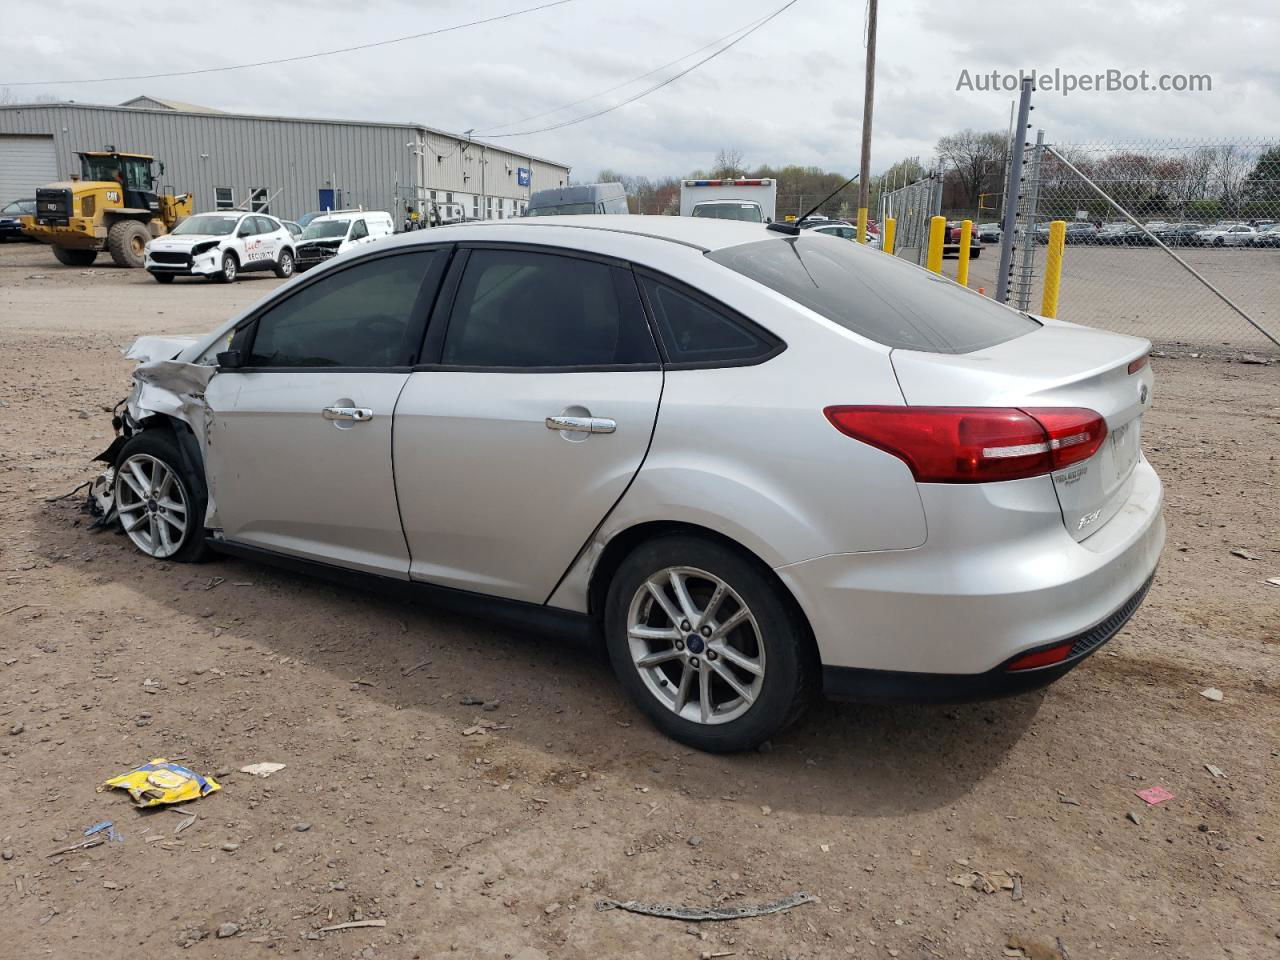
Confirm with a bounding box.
[223,254,237,281]
[279,251,293,276]
[626,565,765,725]
[114,453,189,559]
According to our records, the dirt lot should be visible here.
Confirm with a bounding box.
[1,241,1278,960]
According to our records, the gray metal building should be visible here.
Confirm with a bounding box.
[0,99,571,223]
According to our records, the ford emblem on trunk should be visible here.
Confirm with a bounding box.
[1139,383,1149,405]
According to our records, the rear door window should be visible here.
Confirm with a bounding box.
[639,276,780,366]
[707,236,1039,354]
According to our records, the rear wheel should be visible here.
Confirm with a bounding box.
[604,535,816,753]
[52,246,98,267]
[107,220,150,268]
[113,431,209,563]
[273,248,295,279]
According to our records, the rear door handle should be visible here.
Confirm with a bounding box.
[323,405,373,422]
[545,415,616,434]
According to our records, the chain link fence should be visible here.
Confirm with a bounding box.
[878,174,942,265]
[982,136,1280,355]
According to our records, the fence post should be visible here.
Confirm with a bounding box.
[926,216,946,273]
[856,207,869,244]
[956,219,973,287]
[996,78,1034,303]
[1013,130,1046,311]
[1041,220,1066,317]
[882,217,896,254]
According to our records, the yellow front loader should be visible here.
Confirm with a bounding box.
[22,149,193,268]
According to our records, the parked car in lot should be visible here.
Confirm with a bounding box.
[1094,223,1137,246]
[104,216,1163,752]
[800,219,881,248]
[1034,221,1097,244]
[527,182,629,217]
[977,222,1002,243]
[144,211,296,283]
[294,210,394,271]
[943,220,982,257]
[1249,222,1280,247]
[0,198,36,241]
[281,220,303,240]
[1194,223,1257,246]
[1149,222,1203,246]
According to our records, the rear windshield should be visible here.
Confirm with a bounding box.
[706,236,1040,354]
[527,203,596,216]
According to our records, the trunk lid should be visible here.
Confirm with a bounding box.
[891,323,1152,541]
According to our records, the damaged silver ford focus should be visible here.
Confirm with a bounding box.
[97,216,1163,752]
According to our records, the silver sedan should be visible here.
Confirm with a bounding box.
[103,216,1164,752]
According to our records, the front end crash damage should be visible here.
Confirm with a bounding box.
[87,335,218,532]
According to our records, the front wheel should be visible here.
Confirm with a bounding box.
[604,535,817,753]
[151,272,175,284]
[273,249,295,278]
[113,431,210,563]
[215,251,238,282]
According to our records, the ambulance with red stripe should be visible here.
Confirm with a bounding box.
[679,178,777,223]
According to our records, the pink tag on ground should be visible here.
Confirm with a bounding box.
[1136,785,1174,805]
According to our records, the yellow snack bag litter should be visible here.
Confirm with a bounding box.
[102,758,221,807]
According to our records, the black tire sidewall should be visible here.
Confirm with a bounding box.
[114,430,209,563]
[603,534,812,753]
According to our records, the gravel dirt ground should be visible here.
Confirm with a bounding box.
[1,241,1277,960]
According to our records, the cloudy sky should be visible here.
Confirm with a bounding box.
[2,0,1275,178]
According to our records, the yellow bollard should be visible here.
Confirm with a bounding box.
[956,219,973,287]
[1041,219,1067,318]
[856,207,869,244]
[882,217,896,255]
[926,215,946,273]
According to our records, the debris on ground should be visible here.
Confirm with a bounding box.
[1126,812,1142,825]
[401,660,431,677]
[596,892,815,921]
[101,759,221,807]
[1135,785,1175,805]
[1265,577,1280,587]
[1199,688,1224,702]
[317,919,387,933]
[1204,764,1227,779]
[460,695,485,706]
[46,834,105,857]
[216,922,240,939]
[239,762,286,778]
[1005,934,1069,960]
[949,868,1022,897]
[1229,548,1260,561]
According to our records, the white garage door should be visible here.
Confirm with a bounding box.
[0,135,58,202]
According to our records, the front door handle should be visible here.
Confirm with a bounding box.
[545,415,616,435]
[323,405,373,422]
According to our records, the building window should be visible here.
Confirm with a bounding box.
[446,192,453,203]
[472,196,479,218]
[215,187,234,210]
[485,197,493,219]
[430,190,437,201]
[250,188,270,213]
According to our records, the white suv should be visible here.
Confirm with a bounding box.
[295,211,394,272]
[145,212,296,283]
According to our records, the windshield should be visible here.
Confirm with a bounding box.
[707,236,1040,354]
[302,219,351,239]
[80,155,153,191]
[171,215,240,236]
[2,201,33,215]
[693,202,763,223]
[526,203,596,216]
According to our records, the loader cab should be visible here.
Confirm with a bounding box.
[79,152,158,213]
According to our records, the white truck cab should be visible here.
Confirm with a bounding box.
[294,210,394,272]
[679,179,777,223]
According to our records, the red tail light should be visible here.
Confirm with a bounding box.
[1127,353,1149,374]
[823,406,1108,483]
[1006,642,1073,671]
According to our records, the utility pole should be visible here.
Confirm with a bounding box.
[856,0,878,242]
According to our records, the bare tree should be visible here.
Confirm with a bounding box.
[711,148,745,179]
[935,130,1007,210]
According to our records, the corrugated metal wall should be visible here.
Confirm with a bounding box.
[0,104,570,222]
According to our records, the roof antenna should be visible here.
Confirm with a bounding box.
[767,173,859,235]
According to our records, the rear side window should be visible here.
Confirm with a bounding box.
[707,237,1039,354]
[442,249,658,368]
[640,276,779,366]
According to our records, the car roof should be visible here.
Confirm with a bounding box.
[418,214,779,252]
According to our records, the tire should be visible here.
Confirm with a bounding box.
[52,246,98,267]
[273,248,295,279]
[215,251,238,283]
[107,220,151,268]
[152,272,175,284]
[603,534,817,753]
[113,430,210,563]
[1213,237,1224,247]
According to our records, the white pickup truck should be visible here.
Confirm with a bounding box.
[679,178,777,223]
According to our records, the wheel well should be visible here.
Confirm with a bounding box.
[585,520,816,646]
[223,248,240,263]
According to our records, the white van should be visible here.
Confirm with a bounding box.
[679,179,777,223]
[294,210,394,272]
[526,183,629,216]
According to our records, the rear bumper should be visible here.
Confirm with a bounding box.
[777,457,1165,686]
[821,572,1154,702]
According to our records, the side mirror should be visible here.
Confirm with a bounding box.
[766,217,773,223]
[216,350,243,369]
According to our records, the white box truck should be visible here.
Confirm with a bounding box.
[679,178,777,223]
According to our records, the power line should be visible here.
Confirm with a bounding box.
[480,0,801,139]
[2,0,573,86]
[473,8,775,135]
